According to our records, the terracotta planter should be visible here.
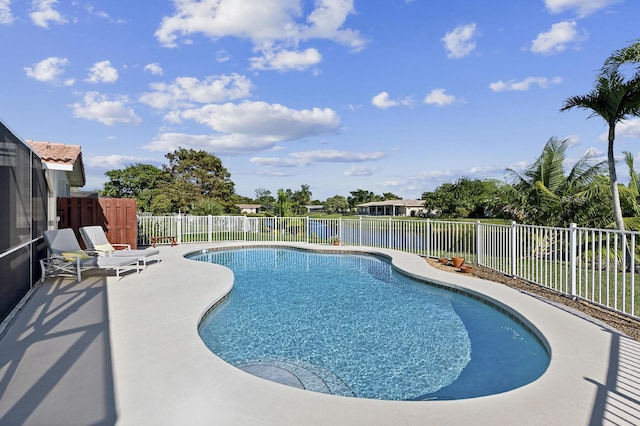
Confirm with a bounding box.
[333,240,340,246]
[438,257,448,264]
[458,265,472,274]
[451,257,464,268]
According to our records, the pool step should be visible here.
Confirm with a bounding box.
[237,359,356,397]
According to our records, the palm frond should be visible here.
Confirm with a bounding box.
[603,38,640,73]
[623,216,640,232]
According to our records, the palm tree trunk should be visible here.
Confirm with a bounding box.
[608,126,625,231]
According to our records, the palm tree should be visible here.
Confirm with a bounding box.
[276,188,292,217]
[560,69,640,231]
[618,151,640,230]
[603,38,640,74]
[506,137,607,227]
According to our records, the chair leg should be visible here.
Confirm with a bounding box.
[40,259,47,282]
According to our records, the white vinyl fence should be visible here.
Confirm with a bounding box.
[138,215,640,319]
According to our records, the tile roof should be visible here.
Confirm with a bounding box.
[28,140,86,186]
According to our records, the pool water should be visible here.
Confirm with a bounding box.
[193,248,549,401]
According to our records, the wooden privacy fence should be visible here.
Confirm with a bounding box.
[57,197,138,249]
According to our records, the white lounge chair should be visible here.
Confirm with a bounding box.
[79,226,160,267]
[41,229,141,282]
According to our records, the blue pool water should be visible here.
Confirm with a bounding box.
[192,248,549,401]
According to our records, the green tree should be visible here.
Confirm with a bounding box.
[617,151,640,230]
[561,69,640,231]
[276,188,293,217]
[505,137,607,226]
[603,38,640,74]
[149,193,173,215]
[421,178,505,218]
[382,192,401,200]
[254,188,275,212]
[292,184,312,215]
[164,148,236,213]
[101,163,171,212]
[348,189,378,210]
[324,195,350,214]
[189,198,225,216]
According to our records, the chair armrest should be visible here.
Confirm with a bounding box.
[111,243,132,250]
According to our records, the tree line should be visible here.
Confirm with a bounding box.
[101,39,640,229]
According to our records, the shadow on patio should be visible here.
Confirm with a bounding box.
[587,330,640,425]
[0,275,116,425]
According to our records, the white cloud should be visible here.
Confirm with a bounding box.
[441,23,477,59]
[173,101,340,140]
[0,0,14,24]
[86,60,119,83]
[70,92,142,126]
[24,56,68,83]
[84,154,139,169]
[250,47,322,71]
[250,150,386,167]
[618,119,640,138]
[155,0,366,69]
[372,92,398,109]
[139,73,252,109]
[144,63,164,76]
[298,0,367,52]
[30,0,67,28]
[383,170,457,193]
[145,101,341,154]
[216,50,231,62]
[531,21,586,55]
[371,92,413,109]
[344,165,380,176]
[598,118,640,141]
[144,132,280,154]
[489,76,562,92]
[424,88,457,106]
[84,4,125,23]
[544,0,620,18]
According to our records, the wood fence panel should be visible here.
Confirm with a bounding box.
[98,198,137,249]
[56,197,137,249]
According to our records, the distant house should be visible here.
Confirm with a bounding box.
[306,204,324,213]
[236,204,262,214]
[357,199,426,217]
[28,140,86,228]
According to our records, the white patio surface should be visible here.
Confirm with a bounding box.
[1,242,639,425]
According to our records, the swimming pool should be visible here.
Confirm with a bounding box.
[193,247,549,401]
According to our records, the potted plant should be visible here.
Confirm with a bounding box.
[451,257,464,268]
[332,236,340,246]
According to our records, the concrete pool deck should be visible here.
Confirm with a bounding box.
[1,242,639,425]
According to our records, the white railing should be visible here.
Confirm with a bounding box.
[137,215,640,319]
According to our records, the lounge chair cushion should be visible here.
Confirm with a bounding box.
[62,250,92,261]
[94,243,115,252]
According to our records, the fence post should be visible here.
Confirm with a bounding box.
[339,217,342,243]
[569,222,577,298]
[510,221,517,277]
[207,215,212,242]
[426,219,431,258]
[475,220,481,265]
[306,216,309,244]
[359,216,362,247]
[388,217,393,249]
[176,214,182,244]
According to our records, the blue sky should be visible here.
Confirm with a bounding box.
[1,0,639,201]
